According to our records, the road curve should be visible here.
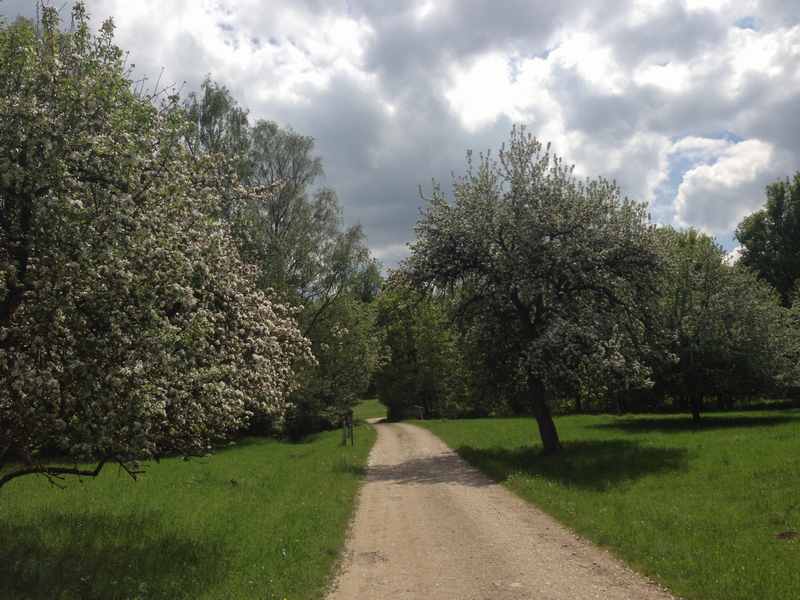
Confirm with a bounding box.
[327,421,675,600]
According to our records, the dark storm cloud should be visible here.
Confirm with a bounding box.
[607,3,729,66]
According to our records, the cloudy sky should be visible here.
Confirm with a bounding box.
[3,1,799,265]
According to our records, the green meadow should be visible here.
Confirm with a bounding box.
[420,411,800,600]
[0,426,375,600]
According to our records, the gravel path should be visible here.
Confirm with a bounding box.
[327,420,676,600]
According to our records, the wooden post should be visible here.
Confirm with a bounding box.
[341,409,355,447]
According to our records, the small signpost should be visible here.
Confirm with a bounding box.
[341,408,355,447]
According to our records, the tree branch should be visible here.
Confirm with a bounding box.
[0,457,109,490]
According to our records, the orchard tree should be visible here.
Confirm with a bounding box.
[0,5,312,489]
[652,228,789,419]
[409,127,660,453]
[784,294,800,389]
[736,173,800,306]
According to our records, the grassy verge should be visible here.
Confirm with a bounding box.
[0,425,376,600]
[353,398,387,421]
[419,411,800,600]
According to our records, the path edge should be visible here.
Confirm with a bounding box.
[321,418,383,599]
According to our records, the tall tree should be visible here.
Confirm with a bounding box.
[0,5,311,488]
[184,77,251,180]
[241,121,376,382]
[409,127,659,453]
[735,173,800,306]
[182,81,379,433]
[243,120,371,315]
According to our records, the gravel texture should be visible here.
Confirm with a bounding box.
[327,420,676,600]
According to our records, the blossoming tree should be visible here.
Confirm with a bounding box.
[0,4,312,488]
[408,128,660,453]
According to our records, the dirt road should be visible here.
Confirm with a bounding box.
[327,421,675,600]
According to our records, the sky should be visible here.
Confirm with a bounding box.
[2,1,799,266]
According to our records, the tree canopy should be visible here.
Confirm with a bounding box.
[649,228,789,420]
[373,274,468,421]
[0,5,312,487]
[736,173,800,306]
[179,67,380,438]
[408,127,660,453]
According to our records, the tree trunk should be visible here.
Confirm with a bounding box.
[528,378,561,454]
[574,394,582,413]
[690,393,702,422]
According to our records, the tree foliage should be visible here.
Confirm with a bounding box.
[287,294,378,438]
[650,228,790,419]
[373,275,468,421]
[0,5,312,487]
[184,77,251,180]
[408,127,660,452]
[736,173,800,306]
[181,78,378,436]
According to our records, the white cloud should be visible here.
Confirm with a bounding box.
[634,61,693,92]
[567,131,673,203]
[91,0,376,104]
[671,136,733,159]
[724,24,800,95]
[549,32,627,95]
[674,139,782,233]
[724,245,744,265]
[445,52,516,131]
[414,1,436,22]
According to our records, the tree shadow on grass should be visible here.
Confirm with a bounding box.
[592,415,797,434]
[0,510,229,600]
[456,440,688,492]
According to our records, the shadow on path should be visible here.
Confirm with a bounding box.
[456,440,688,491]
[367,452,494,488]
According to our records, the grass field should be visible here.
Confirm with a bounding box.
[353,398,387,421]
[419,411,800,600]
[0,425,376,600]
